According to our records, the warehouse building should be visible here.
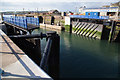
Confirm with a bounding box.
[79,7,120,20]
[79,1,120,20]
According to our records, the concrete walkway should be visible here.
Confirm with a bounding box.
[0,29,52,80]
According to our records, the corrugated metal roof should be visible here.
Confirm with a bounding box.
[84,7,118,10]
[70,15,109,20]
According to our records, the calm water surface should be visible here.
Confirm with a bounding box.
[33,28,120,78]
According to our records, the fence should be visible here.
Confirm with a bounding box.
[26,17,39,26]
[3,16,39,29]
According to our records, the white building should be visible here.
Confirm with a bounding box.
[65,16,70,25]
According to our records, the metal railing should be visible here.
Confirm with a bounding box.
[3,16,39,29]
[3,16,27,28]
[26,17,39,26]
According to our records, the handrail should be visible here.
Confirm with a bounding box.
[3,16,27,29]
[3,16,40,29]
[27,17,39,26]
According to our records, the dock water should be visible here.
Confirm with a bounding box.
[33,28,120,79]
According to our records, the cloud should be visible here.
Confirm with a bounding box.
[1,0,119,2]
[0,2,115,12]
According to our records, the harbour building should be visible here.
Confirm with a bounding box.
[79,1,120,21]
[79,7,120,20]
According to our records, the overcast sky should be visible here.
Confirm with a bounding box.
[0,0,119,12]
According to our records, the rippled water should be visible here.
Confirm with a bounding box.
[33,28,120,79]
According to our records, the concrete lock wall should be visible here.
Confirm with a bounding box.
[72,22,103,39]
[0,24,7,34]
[65,16,70,25]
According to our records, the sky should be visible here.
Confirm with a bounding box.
[0,0,119,12]
[1,0,119,2]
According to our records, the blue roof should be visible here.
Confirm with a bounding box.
[84,7,118,10]
[70,15,109,20]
